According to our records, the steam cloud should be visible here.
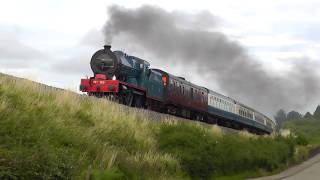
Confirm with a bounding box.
[103,5,320,116]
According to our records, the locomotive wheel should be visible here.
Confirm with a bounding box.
[124,92,134,106]
[132,95,144,108]
[166,106,177,115]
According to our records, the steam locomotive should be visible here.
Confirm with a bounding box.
[80,45,276,134]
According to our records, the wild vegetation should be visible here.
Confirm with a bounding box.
[283,114,320,146]
[0,74,311,179]
[274,106,320,175]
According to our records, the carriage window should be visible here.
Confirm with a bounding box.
[191,88,194,99]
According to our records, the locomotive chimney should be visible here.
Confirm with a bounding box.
[104,45,111,50]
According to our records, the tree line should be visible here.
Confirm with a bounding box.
[274,105,320,130]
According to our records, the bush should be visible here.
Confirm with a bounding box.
[295,134,309,146]
[293,146,309,163]
[157,123,297,179]
[157,123,217,178]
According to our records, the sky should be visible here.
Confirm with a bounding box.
[1,0,320,116]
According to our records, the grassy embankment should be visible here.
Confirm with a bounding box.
[0,74,309,179]
[284,116,320,150]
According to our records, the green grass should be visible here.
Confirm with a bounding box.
[0,76,180,179]
[0,74,308,179]
[284,118,320,145]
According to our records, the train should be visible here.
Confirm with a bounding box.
[80,45,276,134]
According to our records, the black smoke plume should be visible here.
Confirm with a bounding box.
[103,5,320,116]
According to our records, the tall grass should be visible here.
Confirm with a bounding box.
[0,75,305,179]
[0,76,181,179]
